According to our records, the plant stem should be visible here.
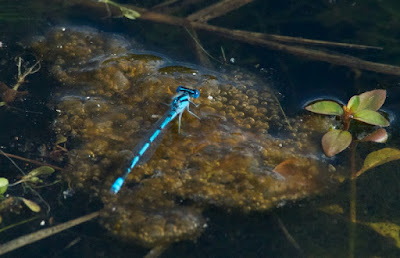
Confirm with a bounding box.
[8,179,24,187]
[342,110,351,131]
[349,141,358,258]
[0,216,39,233]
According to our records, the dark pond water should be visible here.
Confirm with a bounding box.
[0,0,399,257]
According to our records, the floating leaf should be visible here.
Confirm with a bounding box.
[21,198,41,212]
[355,148,400,178]
[0,101,5,106]
[357,89,386,111]
[361,128,388,143]
[0,177,9,195]
[322,129,352,157]
[353,110,390,126]
[120,6,140,19]
[346,95,360,113]
[363,221,400,248]
[305,100,343,116]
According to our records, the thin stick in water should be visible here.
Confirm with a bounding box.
[0,211,100,255]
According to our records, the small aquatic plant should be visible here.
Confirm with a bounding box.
[305,89,400,257]
[304,89,400,177]
[0,167,50,224]
[0,159,58,227]
[305,89,400,177]
[0,57,40,106]
[305,89,389,157]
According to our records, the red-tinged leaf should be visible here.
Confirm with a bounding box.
[347,95,360,113]
[361,128,388,143]
[355,148,400,178]
[357,89,386,111]
[273,158,320,186]
[273,158,302,178]
[353,110,390,127]
[322,129,352,157]
[305,100,343,116]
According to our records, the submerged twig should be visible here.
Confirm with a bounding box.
[186,23,399,76]
[0,151,64,171]
[151,0,203,14]
[72,1,395,75]
[274,214,305,257]
[151,0,179,10]
[0,149,27,176]
[247,31,383,51]
[184,27,220,66]
[187,0,254,23]
[0,211,100,255]
[129,6,399,75]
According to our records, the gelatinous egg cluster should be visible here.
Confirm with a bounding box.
[32,27,339,250]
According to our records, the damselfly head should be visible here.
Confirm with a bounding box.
[176,86,200,99]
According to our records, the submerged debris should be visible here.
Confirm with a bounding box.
[0,57,40,106]
[31,27,343,253]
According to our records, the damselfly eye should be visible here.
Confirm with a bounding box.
[192,89,200,99]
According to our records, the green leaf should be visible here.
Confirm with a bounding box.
[305,100,343,116]
[22,166,55,184]
[347,95,360,113]
[120,6,140,19]
[360,128,388,143]
[363,221,400,248]
[353,110,390,126]
[21,198,41,212]
[0,178,9,195]
[26,166,55,178]
[322,129,352,157]
[357,89,386,111]
[355,148,400,178]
